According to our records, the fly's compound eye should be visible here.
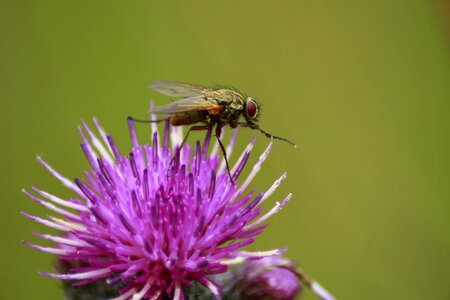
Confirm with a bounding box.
[246,99,258,118]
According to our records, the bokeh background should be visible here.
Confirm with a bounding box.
[1,1,449,299]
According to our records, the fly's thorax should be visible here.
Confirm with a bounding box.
[206,90,244,106]
[201,89,244,125]
[170,111,208,126]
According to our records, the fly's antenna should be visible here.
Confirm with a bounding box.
[256,127,297,148]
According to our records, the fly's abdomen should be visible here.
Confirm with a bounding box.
[170,111,208,126]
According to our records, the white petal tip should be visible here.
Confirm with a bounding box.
[311,282,336,300]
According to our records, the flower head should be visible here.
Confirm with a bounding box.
[237,256,302,300]
[23,111,292,300]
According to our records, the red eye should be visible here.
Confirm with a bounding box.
[247,100,257,118]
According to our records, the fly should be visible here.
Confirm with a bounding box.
[131,80,296,184]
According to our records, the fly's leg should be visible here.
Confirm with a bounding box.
[168,125,211,175]
[215,125,235,185]
[178,125,211,157]
[128,116,166,123]
[236,121,297,148]
[129,116,211,176]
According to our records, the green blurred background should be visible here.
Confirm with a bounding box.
[1,1,449,299]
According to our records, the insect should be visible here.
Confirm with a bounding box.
[131,80,296,183]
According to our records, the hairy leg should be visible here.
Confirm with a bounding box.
[215,125,235,184]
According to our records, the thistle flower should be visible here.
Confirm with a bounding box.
[234,255,303,300]
[22,111,293,299]
[219,256,335,300]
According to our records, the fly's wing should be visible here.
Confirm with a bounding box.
[151,96,221,114]
[149,81,210,97]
